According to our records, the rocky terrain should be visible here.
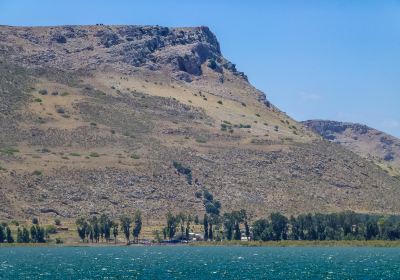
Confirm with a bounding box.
[0,25,399,221]
[303,120,400,177]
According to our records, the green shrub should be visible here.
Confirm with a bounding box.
[60,92,69,96]
[207,59,217,70]
[32,170,42,176]
[34,98,42,103]
[217,100,223,105]
[89,152,100,157]
[54,218,61,226]
[46,225,57,234]
[196,138,207,143]
[130,154,140,160]
[38,89,48,95]
[173,161,192,185]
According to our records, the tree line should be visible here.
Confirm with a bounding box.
[75,210,142,244]
[252,211,400,241]
[0,218,48,244]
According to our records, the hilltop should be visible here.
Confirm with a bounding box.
[303,120,400,178]
[0,25,399,221]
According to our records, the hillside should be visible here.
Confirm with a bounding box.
[303,120,400,177]
[0,25,399,221]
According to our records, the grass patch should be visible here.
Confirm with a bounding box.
[195,138,207,143]
[0,147,20,156]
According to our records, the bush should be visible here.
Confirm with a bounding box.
[195,191,203,199]
[51,91,59,96]
[89,152,100,157]
[130,154,140,160]
[32,217,39,225]
[217,100,223,105]
[55,238,63,244]
[195,138,207,143]
[34,98,42,103]
[39,89,48,95]
[54,218,61,226]
[56,107,65,114]
[173,161,192,184]
[60,92,69,96]
[207,59,217,70]
[32,170,42,176]
[46,225,57,234]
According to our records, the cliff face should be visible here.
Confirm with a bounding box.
[303,120,400,176]
[0,25,246,81]
[1,25,400,221]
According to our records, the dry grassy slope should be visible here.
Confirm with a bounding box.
[0,25,399,221]
[303,120,400,178]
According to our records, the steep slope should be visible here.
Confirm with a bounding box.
[0,25,399,221]
[303,120,400,177]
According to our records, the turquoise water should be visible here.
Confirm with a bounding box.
[0,246,400,279]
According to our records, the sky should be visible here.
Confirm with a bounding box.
[1,0,400,137]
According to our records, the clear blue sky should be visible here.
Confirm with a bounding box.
[2,0,400,137]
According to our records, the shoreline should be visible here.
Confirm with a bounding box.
[2,240,400,248]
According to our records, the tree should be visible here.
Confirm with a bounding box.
[89,216,100,243]
[252,219,271,241]
[223,213,235,240]
[194,215,199,225]
[120,215,132,244]
[270,212,288,240]
[112,221,119,244]
[32,217,39,225]
[17,227,30,243]
[36,226,46,243]
[30,225,37,242]
[365,221,379,240]
[203,214,209,241]
[0,225,5,243]
[76,217,88,242]
[186,215,192,240]
[166,212,178,240]
[133,210,142,243]
[178,212,186,242]
[244,221,250,240]
[6,227,14,243]
[99,214,111,242]
[234,222,241,240]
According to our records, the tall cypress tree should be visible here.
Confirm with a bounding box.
[133,210,142,243]
[6,227,14,243]
[203,214,209,241]
[0,225,5,243]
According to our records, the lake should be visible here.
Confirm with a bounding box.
[0,246,399,279]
